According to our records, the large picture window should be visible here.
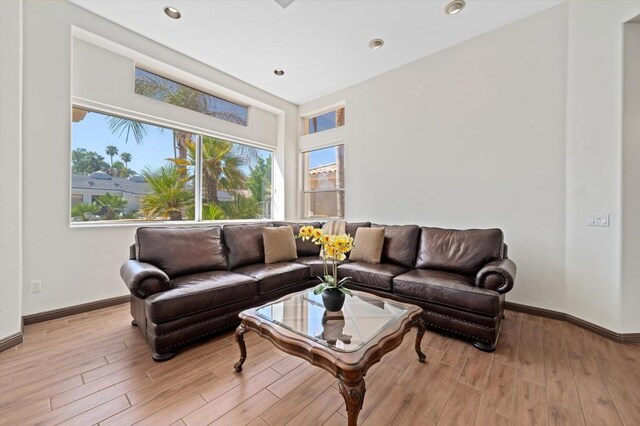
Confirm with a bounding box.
[70,107,271,223]
[302,145,345,218]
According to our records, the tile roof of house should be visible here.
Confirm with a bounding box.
[71,173,238,202]
[72,173,148,195]
[308,162,337,175]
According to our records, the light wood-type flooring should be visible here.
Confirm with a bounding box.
[1,303,639,425]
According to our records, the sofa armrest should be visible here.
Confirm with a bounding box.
[120,260,170,299]
[475,258,516,294]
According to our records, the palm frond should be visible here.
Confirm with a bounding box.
[106,117,149,144]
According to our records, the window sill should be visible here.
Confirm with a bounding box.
[69,218,275,229]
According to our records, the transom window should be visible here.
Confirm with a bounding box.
[303,107,345,135]
[70,108,271,223]
[134,68,248,126]
[302,145,345,218]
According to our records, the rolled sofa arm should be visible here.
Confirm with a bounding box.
[475,258,517,294]
[120,260,170,299]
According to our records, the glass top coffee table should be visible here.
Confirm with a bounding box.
[233,289,427,426]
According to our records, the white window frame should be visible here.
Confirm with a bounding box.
[70,103,275,226]
[301,143,346,219]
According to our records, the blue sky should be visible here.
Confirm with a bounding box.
[72,110,271,174]
[73,111,178,174]
[307,146,337,169]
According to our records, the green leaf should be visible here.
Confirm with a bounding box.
[313,284,327,295]
[337,276,351,285]
[323,275,336,285]
[338,287,354,297]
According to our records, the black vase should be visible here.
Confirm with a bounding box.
[322,288,346,311]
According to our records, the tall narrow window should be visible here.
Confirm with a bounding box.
[303,107,345,135]
[70,107,271,223]
[302,145,345,218]
[134,68,248,126]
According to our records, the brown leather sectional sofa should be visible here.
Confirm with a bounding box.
[121,221,516,361]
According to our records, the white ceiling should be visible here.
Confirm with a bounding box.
[69,0,564,105]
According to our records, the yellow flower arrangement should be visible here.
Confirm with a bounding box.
[297,226,354,297]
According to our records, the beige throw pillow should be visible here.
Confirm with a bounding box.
[263,226,298,264]
[349,227,385,264]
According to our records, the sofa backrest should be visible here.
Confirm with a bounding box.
[372,224,420,268]
[223,223,272,269]
[136,226,228,278]
[272,221,322,257]
[346,222,371,237]
[415,227,504,275]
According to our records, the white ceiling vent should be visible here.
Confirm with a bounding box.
[274,0,295,9]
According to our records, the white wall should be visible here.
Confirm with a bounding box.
[301,2,640,332]
[0,0,24,340]
[73,39,279,149]
[622,22,640,332]
[20,0,298,316]
[565,1,640,332]
[304,5,570,312]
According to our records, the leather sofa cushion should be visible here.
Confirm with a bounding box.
[295,256,346,277]
[136,226,228,278]
[345,222,370,259]
[263,226,298,264]
[272,222,322,256]
[393,269,501,316]
[234,262,310,295]
[372,224,420,268]
[350,227,385,264]
[223,224,272,269]
[145,271,258,323]
[338,262,409,291]
[415,227,504,275]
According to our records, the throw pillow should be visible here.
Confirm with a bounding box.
[349,227,385,264]
[263,226,298,264]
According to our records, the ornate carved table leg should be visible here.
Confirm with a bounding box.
[413,317,427,363]
[234,323,248,372]
[338,378,366,426]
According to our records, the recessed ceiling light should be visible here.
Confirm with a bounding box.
[445,0,465,15]
[164,6,181,19]
[274,69,285,76]
[368,39,384,50]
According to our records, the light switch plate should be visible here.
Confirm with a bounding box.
[588,213,610,227]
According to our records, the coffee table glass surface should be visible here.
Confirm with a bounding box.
[255,290,408,352]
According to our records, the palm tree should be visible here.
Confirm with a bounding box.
[221,195,261,219]
[201,137,249,204]
[105,76,155,145]
[95,193,127,220]
[133,72,207,167]
[105,145,119,175]
[186,203,226,221]
[169,136,257,204]
[107,117,148,145]
[140,165,192,221]
[120,152,132,170]
[71,202,99,221]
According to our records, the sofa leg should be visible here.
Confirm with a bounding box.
[152,351,176,362]
[131,319,138,327]
[473,340,497,352]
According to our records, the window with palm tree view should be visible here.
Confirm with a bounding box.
[135,68,248,126]
[70,108,272,223]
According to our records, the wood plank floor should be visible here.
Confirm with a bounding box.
[1,304,639,425]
